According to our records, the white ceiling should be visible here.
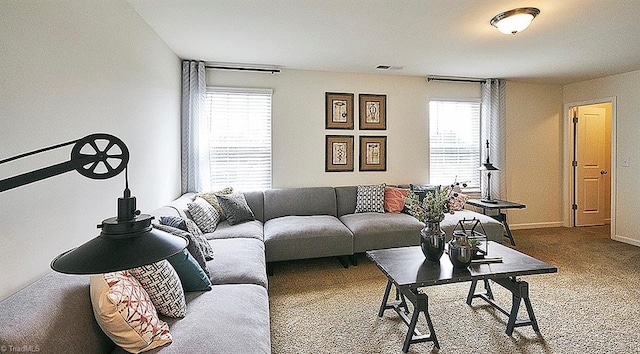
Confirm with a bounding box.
[128,0,640,85]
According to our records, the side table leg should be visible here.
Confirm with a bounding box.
[501,212,517,246]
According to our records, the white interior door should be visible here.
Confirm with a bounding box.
[575,106,607,226]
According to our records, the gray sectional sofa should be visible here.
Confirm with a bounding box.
[0,185,504,353]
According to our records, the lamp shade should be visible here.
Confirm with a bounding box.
[490,7,540,35]
[478,162,499,171]
[51,213,187,274]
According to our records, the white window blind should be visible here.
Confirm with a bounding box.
[205,87,272,191]
[429,100,481,189]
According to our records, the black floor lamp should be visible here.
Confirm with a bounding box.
[479,140,499,203]
[0,133,187,274]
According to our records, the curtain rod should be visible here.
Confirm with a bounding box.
[205,65,281,74]
[427,76,486,84]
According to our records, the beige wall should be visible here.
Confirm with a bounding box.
[208,69,482,187]
[0,0,182,300]
[505,82,564,228]
[208,70,565,228]
[564,69,640,246]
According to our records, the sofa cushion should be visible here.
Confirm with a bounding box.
[263,215,353,262]
[206,219,264,241]
[207,238,268,288]
[187,197,220,233]
[341,212,424,252]
[263,187,337,221]
[217,193,256,225]
[0,272,114,354]
[335,185,358,216]
[355,183,386,213]
[90,271,172,353]
[129,260,186,318]
[134,284,271,354]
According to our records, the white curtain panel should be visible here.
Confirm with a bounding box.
[481,79,507,200]
[181,60,210,193]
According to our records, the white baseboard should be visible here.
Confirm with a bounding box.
[509,221,564,230]
[612,234,640,247]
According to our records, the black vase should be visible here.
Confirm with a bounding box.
[420,222,445,262]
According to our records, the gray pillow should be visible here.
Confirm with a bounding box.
[216,193,255,225]
[154,223,212,280]
[355,183,386,213]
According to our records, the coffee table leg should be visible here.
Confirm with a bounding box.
[378,279,393,317]
[402,290,439,352]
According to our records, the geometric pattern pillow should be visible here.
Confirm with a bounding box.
[128,260,186,318]
[187,197,220,233]
[184,218,214,261]
[90,271,172,353]
[195,186,233,221]
[355,183,386,213]
[154,223,212,280]
[216,193,255,226]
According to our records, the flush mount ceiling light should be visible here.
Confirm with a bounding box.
[490,7,540,35]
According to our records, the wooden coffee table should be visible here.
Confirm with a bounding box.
[366,242,557,352]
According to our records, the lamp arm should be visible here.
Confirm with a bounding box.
[0,133,129,193]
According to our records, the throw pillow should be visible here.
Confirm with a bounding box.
[449,193,469,211]
[154,224,212,280]
[184,218,214,260]
[355,183,386,213]
[128,260,186,318]
[167,249,212,292]
[216,193,256,225]
[187,197,220,233]
[384,186,409,213]
[195,187,234,221]
[159,216,187,230]
[90,271,172,353]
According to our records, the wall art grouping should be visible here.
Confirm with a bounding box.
[325,92,387,172]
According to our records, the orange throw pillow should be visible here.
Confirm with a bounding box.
[384,187,409,213]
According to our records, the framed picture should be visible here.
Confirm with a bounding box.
[359,94,386,130]
[359,136,387,171]
[325,92,354,129]
[325,135,354,172]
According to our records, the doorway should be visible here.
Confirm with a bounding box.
[570,102,613,227]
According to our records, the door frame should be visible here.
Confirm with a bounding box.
[563,97,616,234]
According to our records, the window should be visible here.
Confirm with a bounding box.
[204,87,272,191]
[429,100,481,190]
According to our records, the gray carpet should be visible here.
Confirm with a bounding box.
[268,226,640,353]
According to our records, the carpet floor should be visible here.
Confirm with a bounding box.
[267,226,640,353]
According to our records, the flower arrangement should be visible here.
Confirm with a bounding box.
[404,180,469,223]
[403,185,454,223]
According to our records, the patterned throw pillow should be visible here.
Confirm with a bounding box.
[187,197,220,233]
[128,260,186,318]
[355,183,386,213]
[216,193,256,226]
[90,271,172,353]
[155,223,212,279]
[384,186,409,213]
[449,193,469,211]
[195,187,233,220]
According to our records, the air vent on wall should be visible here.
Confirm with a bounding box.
[376,65,403,71]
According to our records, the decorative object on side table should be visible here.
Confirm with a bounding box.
[404,185,454,262]
[479,139,499,203]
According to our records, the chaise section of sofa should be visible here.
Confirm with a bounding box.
[262,187,353,263]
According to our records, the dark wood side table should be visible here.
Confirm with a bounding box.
[466,199,525,246]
